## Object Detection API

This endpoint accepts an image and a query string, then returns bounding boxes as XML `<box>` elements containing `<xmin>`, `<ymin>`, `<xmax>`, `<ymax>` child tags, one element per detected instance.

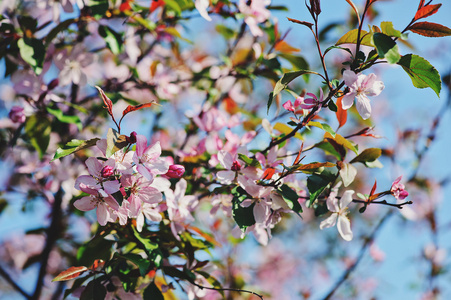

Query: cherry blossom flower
<box><xmin>195</xmin><ymin>0</ymin><xmax>212</xmax><ymax>21</ymax></box>
<box><xmin>136</xmin><ymin>202</ymin><xmax>163</xmax><ymax>232</ymax></box>
<box><xmin>341</xmin><ymin>70</ymin><xmax>384</xmax><ymax>120</ymax></box>
<box><xmin>74</xmin><ymin>183</ymin><xmax>119</xmax><ymax>226</ymax></box>
<box><xmin>216</xmin><ymin>150</ymin><xmax>242</xmax><ymax>184</ymax></box>
<box><xmin>238</xmin><ymin>0</ymin><xmax>271</xmax><ymax>37</ymax></box>
<box><xmin>164</xmin><ymin>164</ymin><xmax>185</xmax><ymax>179</ymax></box>
<box><xmin>121</xmin><ymin>174</ymin><xmax>163</xmax><ymax>218</ymax></box>
<box><xmin>320</xmin><ymin>189</ymin><xmax>354</xmax><ymax>241</ymax></box>
<box><xmin>133</xmin><ymin>135</ymin><xmax>169</xmax><ymax>181</ymax></box>
<box><xmin>166</xmin><ymin>179</ymin><xmax>198</xmax><ymax>238</ymax></box>
<box><xmin>54</xmin><ymin>44</ymin><xmax>95</xmax><ymax>86</ymax></box>
<box><xmin>9</xmin><ymin>106</ymin><xmax>26</xmax><ymax>123</ymax></box>
<box><xmin>390</xmin><ymin>176</ymin><xmax>409</xmax><ymax>200</ymax></box>
<box><xmin>75</xmin><ymin>157</ymin><xmax>121</xmax><ymax>197</ymax></box>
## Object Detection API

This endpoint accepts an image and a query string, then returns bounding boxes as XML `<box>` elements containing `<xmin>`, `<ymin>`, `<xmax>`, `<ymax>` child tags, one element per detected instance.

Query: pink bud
<box><xmin>231</xmin><ymin>160</ymin><xmax>241</xmax><ymax>171</ymax></box>
<box><xmin>126</xmin><ymin>131</ymin><xmax>137</xmax><ymax>144</ymax></box>
<box><xmin>101</xmin><ymin>165</ymin><xmax>114</xmax><ymax>178</ymax></box>
<box><xmin>9</xmin><ymin>106</ymin><xmax>26</xmax><ymax>123</ymax></box>
<box><xmin>165</xmin><ymin>164</ymin><xmax>185</xmax><ymax>179</ymax></box>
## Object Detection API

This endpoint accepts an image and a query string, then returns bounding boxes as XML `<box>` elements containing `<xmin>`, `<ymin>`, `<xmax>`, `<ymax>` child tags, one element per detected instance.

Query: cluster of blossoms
<box><xmin>74</xmin><ymin>133</ymin><xmax>190</xmax><ymax>235</ymax></box>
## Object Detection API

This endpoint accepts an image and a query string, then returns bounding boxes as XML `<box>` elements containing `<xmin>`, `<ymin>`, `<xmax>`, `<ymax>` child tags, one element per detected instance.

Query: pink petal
<box><xmin>340</xmin><ymin>190</ymin><xmax>355</xmax><ymax>209</ymax></box>
<box><xmin>337</xmin><ymin>216</ymin><xmax>353</xmax><ymax>241</ymax></box>
<box><xmin>96</xmin><ymin>203</ymin><xmax>110</xmax><ymax>226</ymax></box>
<box><xmin>343</xmin><ymin>70</ymin><xmax>358</xmax><ymax>86</ymax></box>
<box><xmin>253</xmin><ymin>202</ymin><xmax>268</xmax><ymax>223</ymax></box>
<box><xmin>341</xmin><ymin>93</ymin><xmax>356</xmax><ymax>110</ymax></box>
<box><xmin>74</xmin><ymin>196</ymin><xmax>96</xmax><ymax>211</ymax></box>
<box><xmin>356</xmin><ymin>94</ymin><xmax>372</xmax><ymax>120</ymax></box>
<box><xmin>217</xmin><ymin>170</ymin><xmax>235</xmax><ymax>184</ymax></box>
<box><xmin>218</xmin><ymin>150</ymin><xmax>234</xmax><ymax>169</ymax></box>
<box><xmin>320</xmin><ymin>213</ymin><xmax>337</xmax><ymax>230</ymax></box>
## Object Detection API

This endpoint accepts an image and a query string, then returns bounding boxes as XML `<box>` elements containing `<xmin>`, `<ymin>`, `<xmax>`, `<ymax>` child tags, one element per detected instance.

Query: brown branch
<box><xmin>321</xmin><ymin>211</ymin><xmax>393</xmax><ymax>300</ymax></box>
<box><xmin>192</xmin><ymin>282</ymin><xmax>264</xmax><ymax>300</ymax></box>
<box><xmin>31</xmin><ymin>188</ymin><xmax>63</xmax><ymax>300</ymax></box>
<box><xmin>352</xmin><ymin>199</ymin><xmax>413</xmax><ymax>209</ymax></box>
<box><xmin>0</xmin><ymin>264</ymin><xmax>31</xmax><ymax>299</ymax></box>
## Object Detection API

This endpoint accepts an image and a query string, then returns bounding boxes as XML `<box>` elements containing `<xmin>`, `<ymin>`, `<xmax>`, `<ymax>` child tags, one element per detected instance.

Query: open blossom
<box><xmin>216</xmin><ymin>150</ymin><xmax>242</xmax><ymax>184</ymax></box>
<box><xmin>133</xmin><ymin>135</ymin><xmax>169</xmax><ymax>181</ymax></box>
<box><xmin>54</xmin><ymin>44</ymin><xmax>95</xmax><ymax>86</ymax></box>
<box><xmin>320</xmin><ymin>189</ymin><xmax>354</xmax><ymax>241</ymax></box>
<box><xmin>341</xmin><ymin>70</ymin><xmax>384</xmax><ymax>120</ymax></box>
<box><xmin>238</xmin><ymin>0</ymin><xmax>271</xmax><ymax>37</ymax></box>
<box><xmin>390</xmin><ymin>176</ymin><xmax>409</xmax><ymax>200</ymax></box>
<box><xmin>74</xmin><ymin>183</ymin><xmax>119</xmax><ymax>226</ymax></box>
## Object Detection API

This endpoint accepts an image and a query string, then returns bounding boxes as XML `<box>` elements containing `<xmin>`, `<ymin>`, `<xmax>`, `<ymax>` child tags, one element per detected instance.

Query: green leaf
<box><xmin>18</xmin><ymin>37</ymin><xmax>45</xmax><ymax>74</ymax></box>
<box><xmin>86</xmin><ymin>0</ymin><xmax>109</xmax><ymax>18</ymax></box>
<box><xmin>279</xmin><ymin>54</ymin><xmax>309</xmax><ymax>72</ymax></box>
<box><xmin>397</xmin><ymin>54</ymin><xmax>441</xmax><ymax>97</ymax></box>
<box><xmin>52</xmin><ymin>138</ymin><xmax>100</xmax><ymax>161</ymax></box>
<box><xmin>350</xmin><ymin>148</ymin><xmax>382</xmax><ymax>164</ymax></box>
<box><xmin>380</xmin><ymin>21</ymin><xmax>407</xmax><ymax>39</ymax></box>
<box><xmin>25</xmin><ymin>114</ymin><xmax>51</xmax><ymax>159</ymax></box>
<box><xmin>98</xmin><ymin>25</ymin><xmax>123</xmax><ymax>55</ymax></box>
<box><xmin>115</xmin><ymin>253</ymin><xmax>150</xmax><ymax>277</ymax></box>
<box><xmin>307</xmin><ymin>121</ymin><xmax>336</xmax><ymax>137</ymax></box>
<box><xmin>45</xmin><ymin>18</ymin><xmax>76</xmax><ymax>46</ymax></box>
<box><xmin>336</xmin><ymin>29</ymin><xmax>374</xmax><ymax>46</ymax></box>
<box><xmin>307</xmin><ymin>171</ymin><xmax>336</xmax><ymax>206</ymax></box>
<box><xmin>80</xmin><ymin>279</ymin><xmax>107</xmax><ymax>300</ymax></box>
<box><xmin>279</xmin><ymin>184</ymin><xmax>303</xmax><ymax>213</ymax></box>
<box><xmin>143</xmin><ymin>282</ymin><xmax>164</xmax><ymax>300</ymax></box>
<box><xmin>164</xmin><ymin>0</ymin><xmax>182</xmax><ymax>15</ymax></box>
<box><xmin>231</xmin><ymin>187</ymin><xmax>255</xmax><ymax>232</ymax></box>
<box><xmin>215</xmin><ymin>24</ymin><xmax>236</xmax><ymax>39</ymax></box>
<box><xmin>77</xmin><ymin>238</ymin><xmax>114</xmax><ymax>268</ymax></box>
<box><xmin>46</xmin><ymin>107</ymin><xmax>82</xmax><ymax>131</ymax></box>
<box><xmin>196</xmin><ymin>271</ymin><xmax>224</xmax><ymax>297</ymax></box>
<box><xmin>372</xmin><ymin>32</ymin><xmax>400</xmax><ymax>64</ymax></box>
<box><xmin>237</xmin><ymin>153</ymin><xmax>261</xmax><ymax>168</ymax></box>
<box><xmin>106</xmin><ymin>128</ymin><xmax>128</xmax><ymax>157</ymax></box>
<box><xmin>268</xmin><ymin>70</ymin><xmax>319</xmax><ymax>112</ymax></box>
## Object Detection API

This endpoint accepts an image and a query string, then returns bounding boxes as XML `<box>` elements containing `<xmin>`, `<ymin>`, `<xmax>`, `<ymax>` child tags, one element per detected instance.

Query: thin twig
<box><xmin>192</xmin><ymin>282</ymin><xmax>264</xmax><ymax>300</ymax></box>
<box><xmin>0</xmin><ymin>264</ymin><xmax>31</xmax><ymax>299</ymax></box>
<box><xmin>321</xmin><ymin>211</ymin><xmax>393</xmax><ymax>300</ymax></box>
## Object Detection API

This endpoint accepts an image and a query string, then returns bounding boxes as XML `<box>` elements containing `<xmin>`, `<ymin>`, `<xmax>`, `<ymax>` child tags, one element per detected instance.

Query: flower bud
<box><xmin>101</xmin><ymin>165</ymin><xmax>114</xmax><ymax>178</ymax></box>
<box><xmin>126</xmin><ymin>131</ymin><xmax>137</xmax><ymax>144</ymax></box>
<box><xmin>9</xmin><ymin>106</ymin><xmax>26</xmax><ymax>123</ymax></box>
<box><xmin>231</xmin><ymin>160</ymin><xmax>241</xmax><ymax>171</ymax></box>
<box><xmin>165</xmin><ymin>164</ymin><xmax>185</xmax><ymax>179</ymax></box>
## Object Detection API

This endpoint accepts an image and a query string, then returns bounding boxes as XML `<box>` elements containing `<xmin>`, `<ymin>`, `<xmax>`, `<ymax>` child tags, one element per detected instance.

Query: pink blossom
<box><xmin>342</xmin><ymin>70</ymin><xmax>384</xmax><ymax>120</ymax></box>
<box><xmin>9</xmin><ymin>106</ymin><xmax>26</xmax><ymax>123</ymax></box>
<box><xmin>121</xmin><ymin>174</ymin><xmax>163</xmax><ymax>218</ymax></box>
<box><xmin>74</xmin><ymin>183</ymin><xmax>119</xmax><ymax>226</ymax></box>
<box><xmin>54</xmin><ymin>44</ymin><xmax>95</xmax><ymax>86</ymax></box>
<box><xmin>75</xmin><ymin>157</ymin><xmax>120</xmax><ymax>197</ymax></box>
<box><xmin>165</xmin><ymin>164</ymin><xmax>185</xmax><ymax>179</ymax></box>
<box><xmin>238</xmin><ymin>0</ymin><xmax>271</xmax><ymax>37</ymax></box>
<box><xmin>320</xmin><ymin>189</ymin><xmax>354</xmax><ymax>241</ymax></box>
<box><xmin>133</xmin><ymin>135</ymin><xmax>169</xmax><ymax>181</ymax></box>
<box><xmin>193</xmin><ymin>106</ymin><xmax>228</xmax><ymax>132</ymax></box>
<box><xmin>216</xmin><ymin>150</ymin><xmax>242</xmax><ymax>184</ymax></box>
<box><xmin>165</xmin><ymin>179</ymin><xmax>198</xmax><ymax>238</ymax></box>
<box><xmin>390</xmin><ymin>176</ymin><xmax>409</xmax><ymax>200</ymax></box>
<box><xmin>136</xmin><ymin>202</ymin><xmax>163</xmax><ymax>232</ymax></box>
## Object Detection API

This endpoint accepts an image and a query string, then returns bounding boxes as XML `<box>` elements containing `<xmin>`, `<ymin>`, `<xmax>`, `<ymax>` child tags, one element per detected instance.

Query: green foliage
<box><xmin>143</xmin><ymin>282</ymin><xmax>164</xmax><ymax>300</ymax></box>
<box><xmin>52</xmin><ymin>138</ymin><xmax>100</xmax><ymax>161</ymax></box>
<box><xmin>98</xmin><ymin>25</ymin><xmax>123</xmax><ymax>55</ymax></box>
<box><xmin>350</xmin><ymin>148</ymin><xmax>382</xmax><ymax>165</ymax></box>
<box><xmin>279</xmin><ymin>184</ymin><xmax>303</xmax><ymax>213</ymax></box>
<box><xmin>307</xmin><ymin>170</ymin><xmax>336</xmax><ymax>206</ymax></box>
<box><xmin>17</xmin><ymin>37</ymin><xmax>45</xmax><ymax>74</ymax></box>
<box><xmin>232</xmin><ymin>187</ymin><xmax>256</xmax><ymax>232</ymax></box>
<box><xmin>25</xmin><ymin>114</ymin><xmax>51</xmax><ymax>159</ymax></box>
<box><xmin>397</xmin><ymin>54</ymin><xmax>441</xmax><ymax>96</ymax></box>
<box><xmin>46</xmin><ymin>107</ymin><xmax>83</xmax><ymax>131</ymax></box>
<box><xmin>77</xmin><ymin>234</ymin><xmax>115</xmax><ymax>267</ymax></box>
<box><xmin>80</xmin><ymin>279</ymin><xmax>107</xmax><ymax>300</ymax></box>
<box><xmin>372</xmin><ymin>32</ymin><xmax>400</xmax><ymax>64</ymax></box>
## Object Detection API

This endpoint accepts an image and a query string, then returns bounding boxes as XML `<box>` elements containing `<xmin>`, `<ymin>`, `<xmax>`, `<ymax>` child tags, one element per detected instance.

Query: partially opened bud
<box><xmin>165</xmin><ymin>164</ymin><xmax>185</xmax><ymax>179</ymax></box>
<box><xmin>9</xmin><ymin>106</ymin><xmax>26</xmax><ymax>123</ymax></box>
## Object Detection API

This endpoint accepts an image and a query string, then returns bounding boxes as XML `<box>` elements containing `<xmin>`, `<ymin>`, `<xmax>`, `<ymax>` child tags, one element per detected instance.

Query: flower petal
<box><xmin>337</xmin><ymin>215</ymin><xmax>353</xmax><ymax>241</ymax></box>
<box><xmin>356</xmin><ymin>94</ymin><xmax>371</xmax><ymax>120</ymax></box>
<box><xmin>341</xmin><ymin>93</ymin><xmax>356</xmax><ymax>110</ymax></box>
<box><xmin>320</xmin><ymin>213</ymin><xmax>337</xmax><ymax>230</ymax></box>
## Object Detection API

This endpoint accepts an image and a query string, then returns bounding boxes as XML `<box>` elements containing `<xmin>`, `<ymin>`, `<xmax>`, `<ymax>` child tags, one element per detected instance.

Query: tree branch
<box><xmin>321</xmin><ymin>211</ymin><xmax>393</xmax><ymax>300</ymax></box>
<box><xmin>0</xmin><ymin>264</ymin><xmax>31</xmax><ymax>299</ymax></box>
<box><xmin>192</xmin><ymin>282</ymin><xmax>264</xmax><ymax>300</ymax></box>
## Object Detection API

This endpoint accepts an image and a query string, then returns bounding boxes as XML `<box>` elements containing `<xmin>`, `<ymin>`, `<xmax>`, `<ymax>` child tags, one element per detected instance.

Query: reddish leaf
<box><xmin>150</xmin><ymin>0</ymin><xmax>165</xmax><ymax>12</ymax></box>
<box><xmin>296</xmin><ymin>162</ymin><xmax>336</xmax><ymax>171</ymax></box>
<box><xmin>52</xmin><ymin>266</ymin><xmax>88</xmax><ymax>282</ymax></box>
<box><xmin>418</xmin><ymin>0</ymin><xmax>425</xmax><ymax>10</ymax></box>
<box><xmin>95</xmin><ymin>86</ymin><xmax>115</xmax><ymax>121</ymax></box>
<box><xmin>287</xmin><ymin>17</ymin><xmax>313</xmax><ymax>29</ymax></box>
<box><xmin>414</xmin><ymin>4</ymin><xmax>441</xmax><ymax>21</ymax></box>
<box><xmin>409</xmin><ymin>22</ymin><xmax>451</xmax><ymax>37</ymax></box>
<box><xmin>90</xmin><ymin>259</ymin><xmax>105</xmax><ymax>271</ymax></box>
<box><xmin>274</xmin><ymin>40</ymin><xmax>300</xmax><ymax>54</ymax></box>
<box><xmin>370</xmin><ymin>179</ymin><xmax>377</xmax><ymax>196</ymax></box>
<box><xmin>122</xmin><ymin>102</ymin><xmax>155</xmax><ymax>117</ymax></box>
<box><xmin>335</xmin><ymin>96</ymin><xmax>347</xmax><ymax>129</ymax></box>
<box><xmin>262</xmin><ymin>168</ymin><xmax>276</xmax><ymax>180</ymax></box>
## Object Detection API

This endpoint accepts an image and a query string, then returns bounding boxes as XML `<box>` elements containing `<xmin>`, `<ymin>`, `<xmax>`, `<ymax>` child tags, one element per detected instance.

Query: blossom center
<box><xmin>231</xmin><ymin>160</ymin><xmax>241</xmax><ymax>171</ymax></box>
